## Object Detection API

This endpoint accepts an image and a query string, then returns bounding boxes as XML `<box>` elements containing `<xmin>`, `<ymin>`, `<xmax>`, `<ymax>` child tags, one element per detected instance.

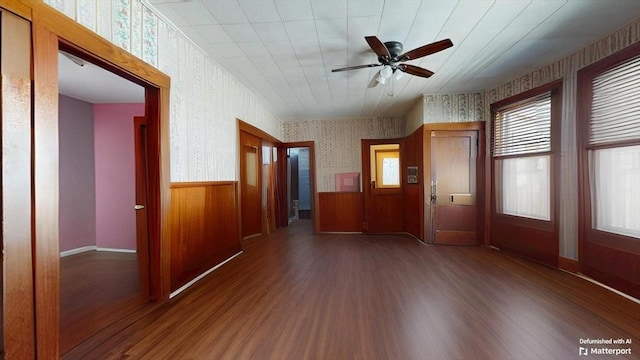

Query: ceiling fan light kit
<box><xmin>376</xmin><ymin>65</ymin><xmax>393</xmax><ymax>84</ymax></box>
<box><xmin>332</xmin><ymin>35</ymin><xmax>453</xmax><ymax>95</ymax></box>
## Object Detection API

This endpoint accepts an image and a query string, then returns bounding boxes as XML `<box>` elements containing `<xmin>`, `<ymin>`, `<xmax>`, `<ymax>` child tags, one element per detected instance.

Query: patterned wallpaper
<box><xmin>283</xmin><ymin>117</ymin><xmax>405</xmax><ymax>192</ymax></box>
<box><xmin>423</xmin><ymin>92</ymin><xmax>485</xmax><ymax>124</ymax></box>
<box><xmin>485</xmin><ymin>17</ymin><xmax>640</xmax><ymax>260</ymax></box>
<box><xmin>45</xmin><ymin>0</ymin><xmax>282</xmax><ymax>182</ymax></box>
<box><xmin>405</xmin><ymin>92</ymin><xmax>485</xmax><ymax>136</ymax></box>
<box><xmin>405</xmin><ymin>97</ymin><xmax>424</xmax><ymax>136</ymax></box>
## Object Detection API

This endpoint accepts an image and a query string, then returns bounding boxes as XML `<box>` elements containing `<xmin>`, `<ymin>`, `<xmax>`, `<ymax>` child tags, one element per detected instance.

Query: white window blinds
<box><xmin>493</xmin><ymin>93</ymin><xmax>551</xmax><ymax>157</ymax></box>
<box><xmin>590</xmin><ymin>55</ymin><xmax>640</xmax><ymax>146</ymax></box>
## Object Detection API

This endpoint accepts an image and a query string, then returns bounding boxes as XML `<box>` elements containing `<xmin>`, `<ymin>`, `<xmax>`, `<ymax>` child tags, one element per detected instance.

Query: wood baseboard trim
<box><xmin>558</xmin><ymin>256</ymin><xmax>579</xmax><ymax>273</ymax></box>
<box><xmin>571</xmin><ymin>272</ymin><xmax>640</xmax><ymax>305</ymax></box>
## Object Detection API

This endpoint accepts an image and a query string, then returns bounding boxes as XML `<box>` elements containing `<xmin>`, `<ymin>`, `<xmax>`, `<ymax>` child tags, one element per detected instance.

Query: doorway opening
<box><xmin>57</xmin><ymin>47</ymin><xmax>151</xmax><ymax>353</ymax></box>
<box><xmin>286</xmin><ymin>147</ymin><xmax>312</xmax><ymax>224</ymax></box>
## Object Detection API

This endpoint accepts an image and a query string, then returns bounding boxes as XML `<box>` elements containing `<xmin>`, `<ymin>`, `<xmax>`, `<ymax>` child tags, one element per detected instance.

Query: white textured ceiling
<box><xmin>101</xmin><ymin>0</ymin><xmax>639</xmax><ymax>121</ymax></box>
<box><xmin>146</xmin><ymin>0</ymin><xmax>640</xmax><ymax>121</ymax></box>
<box><xmin>58</xmin><ymin>52</ymin><xmax>145</xmax><ymax>104</ymax></box>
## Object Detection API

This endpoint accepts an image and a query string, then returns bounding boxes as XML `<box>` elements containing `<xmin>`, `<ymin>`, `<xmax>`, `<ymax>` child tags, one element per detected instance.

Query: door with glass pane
<box><xmin>362</xmin><ymin>140</ymin><xmax>404</xmax><ymax>233</ymax></box>
<box><xmin>428</xmin><ymin>130</ymin><xmax>478</xmax><ymax>245</ymax></box>
<box><xmin>240</xmin><ymin>131</ymin><xmax>262</xmax><ymax>238</ymax></box>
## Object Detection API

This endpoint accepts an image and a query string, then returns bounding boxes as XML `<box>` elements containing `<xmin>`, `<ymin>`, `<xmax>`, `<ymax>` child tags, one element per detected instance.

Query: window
<box><xmin>492</xmin><ymin>90</ymin><xmax>556</xmax><ymax>221</ymax></box>
<box><xmin>500</xmin><ymin>155</ymin><xmax>550</xmax><ymax>220</ymax></box>
<box><xmin>577</xmin><ymin>41</ymin><xmax>640</xmax><ymax>299</ymax></box>
<box><xmin>584</xmin><ymin>53</ymin><xmax>640</xmax><ymax>239</ymax></box>
<box><xmin>591</xmin><ymin>146</ymin><xmax>640</xmax><ymax>238</ymax></box>
<box><xmin>377</xmin><ymin>151</ymin><xmax>400</xmax><ymax>187</ymax></box>
<box><xmin>370</xmin><ymin>144</ymin><xmax>400</xmax><ymax>189</ymax></box>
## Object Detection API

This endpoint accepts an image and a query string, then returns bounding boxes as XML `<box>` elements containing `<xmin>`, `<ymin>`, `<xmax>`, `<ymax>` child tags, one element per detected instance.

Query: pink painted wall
<box><xmin>59</xmin><ymin>95</ymin><xmax>96</xmax><ymax>252</ymax></box>
<box><xmin>94</xmin><ymin>103</ymin><xmax>144</xmax><ymax>250</ymax></box>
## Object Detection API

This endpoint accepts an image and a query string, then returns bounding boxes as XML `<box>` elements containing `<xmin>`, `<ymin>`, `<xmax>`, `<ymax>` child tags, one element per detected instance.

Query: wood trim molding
<box><xmin>1</xmin><ymin>9</ymin><xmax>36</xmax><ymax>359</ymax></box>
<box><xmin>238</xmin><ymin>119</ymin><xmax>281</xmax><ymax>144</ymax></box>
<box><xmin>32</xmin><ymin>20</ymin><xmax>61</xmax><ymax>358</ymax></box>
<box><xmin>559</xmin><ymin>257</ymin><xmax>580</xmax><ymax>274</ymax></box>
<box><xmin>171</xmin><ymin>181</ymin><xmax>238</xmax><ymax>188</ymax></box>
<box><xmin>0</xmin><ymin>0</ymin><xmax>31</xmax><ymax>20</ymax></box>
<box><xmin>490</xmin><ymin>79</ymin><xmax>563</xmax><ymax>111</ymax></box>
<box><xmin>30</xmin><ymin>1</ymin><xmax>169</xmax><ymax>89</ymax></box>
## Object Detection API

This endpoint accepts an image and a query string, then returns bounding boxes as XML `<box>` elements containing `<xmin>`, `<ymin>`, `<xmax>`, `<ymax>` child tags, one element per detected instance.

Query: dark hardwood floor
<box><xmin>60</xmin><ymin>251</ymin><xmax>146</xmax><ymax>354</ymax></box>
<box><xmin>65</xmin><ymin>220</ymin><xmax>639</xmax><ymax>359</ymax></box>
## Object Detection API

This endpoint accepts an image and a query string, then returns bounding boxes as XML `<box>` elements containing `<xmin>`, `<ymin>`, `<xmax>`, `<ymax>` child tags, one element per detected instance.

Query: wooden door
<box><xmin>134</xmin><ymin>116</ymin><xmax>150</xmax><ymax>296</ymax></box>
<box><xmin>240</xmin><ymin>131</ymin><xmax>262</xmax><ymax>238</ymax></box>
<box><xmin>428</xmin><ymin>130</ymin><xmax>479</xmax><ymax>245</ymax></box>
<box><xmin>362</xmin><ymin>139</ymin><xmax>404</xmax><ymax>233</ymax></box>
<box><xmin>261</xmin><ymin>141</ymin><xmax>277</xmax><ymax>235</ymax></box>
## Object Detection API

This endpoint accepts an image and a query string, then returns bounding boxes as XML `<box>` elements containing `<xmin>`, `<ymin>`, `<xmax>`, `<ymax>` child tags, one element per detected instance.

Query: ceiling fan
<box><xmin>331</xmin><ymin>36</ymin><xmax>453</xmax><ymax>88</ymax></box>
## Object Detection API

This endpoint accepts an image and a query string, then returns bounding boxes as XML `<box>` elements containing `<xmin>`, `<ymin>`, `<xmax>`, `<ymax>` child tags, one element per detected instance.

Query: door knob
<box><xmin>134</xmin><ymin>204</ymin><xmax>145</xmax><ymax>210</ymax></box>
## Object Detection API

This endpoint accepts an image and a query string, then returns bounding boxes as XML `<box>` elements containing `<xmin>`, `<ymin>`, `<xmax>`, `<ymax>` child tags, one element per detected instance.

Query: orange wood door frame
<box><xmin>278</xmin><ymin>141</ymin><xmax>318</xmax><ymax>232</ymax></box>
<box><xmin>1</xmin><ymin>9</ymin><xmax>36</xmax><ymax>359</ymax></box>
<box><xmin>33</xmin><ymin>19</ymin><xmax>62</xmax><ymax>359</ymax></box>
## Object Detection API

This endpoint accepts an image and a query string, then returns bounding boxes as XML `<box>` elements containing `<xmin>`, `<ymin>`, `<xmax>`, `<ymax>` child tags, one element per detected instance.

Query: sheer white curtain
<box><xmin>501</xmin><ymin>156</ymin><xmax>550</xmax><ymax>220</ymax></box>
<box><xmin>592</xmin><ymin>145</ymin><xmax>640</xmax><ymax>238</ymax></box>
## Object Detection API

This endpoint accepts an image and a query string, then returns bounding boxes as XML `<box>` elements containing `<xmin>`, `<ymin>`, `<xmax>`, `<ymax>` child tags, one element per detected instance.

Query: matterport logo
<box><xmin>579</xmin><ymin>338</ymin><xmax>633</xmax><ymax>356</ymax></box>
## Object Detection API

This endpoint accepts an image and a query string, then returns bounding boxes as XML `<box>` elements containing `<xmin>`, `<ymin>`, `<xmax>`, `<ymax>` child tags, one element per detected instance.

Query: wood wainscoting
<box><xmin>169</xmin><ymin>182</ymin><xmax>242</xmax><ymax>291</ymax></box>
<box><xmin>559</xmin><ymin>256</ymin><xmax>579</xmax><ymax>273</ymax></box>
<box><xmin>318</xmin><ymin>192</ymin><xmax>363</xmax><ymax>232</ymax></box>
<box><xmin>492</xmin><ymin>220</ymin><xmax>559</xmax><ymax>268</ymax></box>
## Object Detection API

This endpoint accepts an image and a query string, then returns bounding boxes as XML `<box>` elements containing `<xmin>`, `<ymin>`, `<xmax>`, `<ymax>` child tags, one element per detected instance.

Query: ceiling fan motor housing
<box><xmin>383</xmin><ymin>41</ymin><xmax>403</xmax><ymax>62</ymax></box>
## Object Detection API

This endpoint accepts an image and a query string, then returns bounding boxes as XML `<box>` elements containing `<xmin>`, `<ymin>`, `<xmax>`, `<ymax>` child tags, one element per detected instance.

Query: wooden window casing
<box><xmin>490</xmin><ymin>81</ymin><xmax>562</xmax><ymax>267</ymax></box>
<box><xmin>577</xmin><ymin>41</ymin><xmax>640</xmax><ymax>299</ymax></box>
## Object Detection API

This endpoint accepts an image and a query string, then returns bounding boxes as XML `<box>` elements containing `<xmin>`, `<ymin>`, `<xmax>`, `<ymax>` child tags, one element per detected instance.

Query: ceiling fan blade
<box><xmin>365</xmin><ymin>36</ymin><xmax>391</xmax><ymax>60</ymax></box>
<box><xmin>398</xmin><ymin>39</ymin><xmax>453</xmax><ymax>62</ymax></box>
<box><xmin>331</xmin><ymin>63</ymin><xmax>381</xmax><ymax>72</ymax></box>
<box><xmin>368</xmin><ymin>70</ymin><xmax>381</xmax><ymax>88</ymax></box>
<box><xmin>400</xmin><ymin>64</ymin><xmax>434</xmax><ymax>78</ymax></box>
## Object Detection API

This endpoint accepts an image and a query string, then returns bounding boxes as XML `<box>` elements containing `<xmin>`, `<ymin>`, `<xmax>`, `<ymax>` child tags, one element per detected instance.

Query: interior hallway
<box><xmin>65</xmin><ymin>220</ymin><xmax>640</xmax><ymax>359</ymax></box>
